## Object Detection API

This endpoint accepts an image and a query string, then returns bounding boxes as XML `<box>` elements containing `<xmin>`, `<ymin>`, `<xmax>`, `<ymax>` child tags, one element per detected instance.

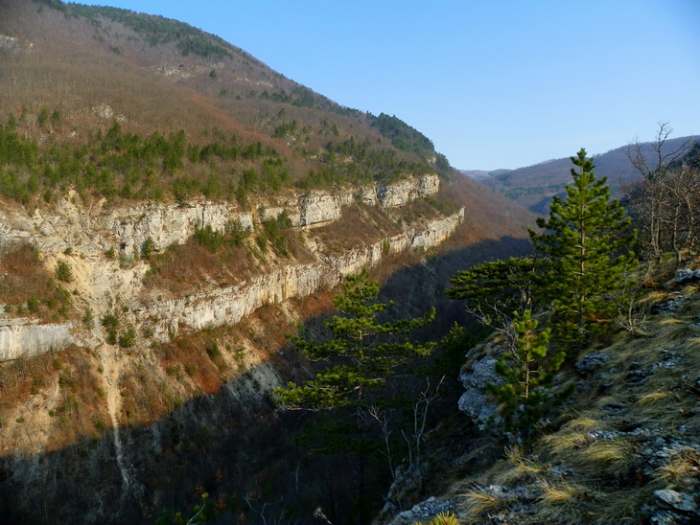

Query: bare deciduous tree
<box><xmin>626</xmin><ymin>123</ymin><xmax>697</xmax><ymax>270</ymax></box>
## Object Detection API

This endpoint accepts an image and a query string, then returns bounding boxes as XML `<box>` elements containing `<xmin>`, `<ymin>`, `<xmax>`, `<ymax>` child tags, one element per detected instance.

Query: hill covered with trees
<box><xmin>470</xmin><ymin>134</ymin><xmax>698</xmax><ymax>214</ymax></box>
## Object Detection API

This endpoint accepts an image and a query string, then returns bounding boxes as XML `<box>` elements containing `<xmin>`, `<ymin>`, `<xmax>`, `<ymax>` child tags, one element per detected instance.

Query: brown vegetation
<box><xmin>0</xmin><ymin>244</ymin><xmax>75</xmax><ymax>321</ymax></box>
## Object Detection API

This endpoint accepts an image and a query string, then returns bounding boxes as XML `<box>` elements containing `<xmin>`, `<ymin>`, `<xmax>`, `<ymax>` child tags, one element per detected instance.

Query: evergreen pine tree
<box><xmin>530</xmin><ymin>148</ymin><xmax>636</xmax><ymax>350</ymax></box>
<box><xmin>275</xmin><ymin>271</ymin><xmax>436</xmax><ymax>411</ymax></box>
<box><xmin>448</xmin><ymin>256</ymin><xmax>536</xmax><ymax>327</ymax></box>
<box><xmin>488</xmin><ymin>308</ymin><xmax>559</xmax><ymax>439</ymax></box>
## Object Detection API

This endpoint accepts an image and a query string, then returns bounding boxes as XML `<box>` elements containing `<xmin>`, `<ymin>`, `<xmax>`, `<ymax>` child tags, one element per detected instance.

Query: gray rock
<box><xmin>650</xmin><ymin>510</ymin><xmax>686</xmax><ymax>525</ymax></box>
<box><xmin>377</xmin><ymin>465</ymin><xmax>423</xmax><ymax>521</ymax></box>
<box><xmin>653</xmin><ymin>293</ymin><xmax>686</xmax><ymax>313</ymax></box>
<box><xmin>654</xmin><ymin>489</ymin><xmax>698</xmax><ymax>514</ymax></box>
<box><xmin>458</xmin><ymin>356</ymin><xmax>502</xmax><ymax>430</ymax></box>
<box><xmin>388</xmin><ymin>496</ymin><xmax>454</xmax><ymax>525</ymax></box>
<box><xmin>674</xmin><ymin>268</ymin><xmax>700</xmax><ymax>284</ymax></box>
<box><xmin>576</xmin><ymin>351</ymin><xmax>609</xmax><ymax>374</ymax></box>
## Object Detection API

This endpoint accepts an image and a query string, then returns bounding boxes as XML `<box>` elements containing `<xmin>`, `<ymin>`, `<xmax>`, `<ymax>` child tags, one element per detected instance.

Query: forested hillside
<box><xmin>472</xmin><ymin>134</ymin><xmax>698</xmax><ymax>214</ymax></box>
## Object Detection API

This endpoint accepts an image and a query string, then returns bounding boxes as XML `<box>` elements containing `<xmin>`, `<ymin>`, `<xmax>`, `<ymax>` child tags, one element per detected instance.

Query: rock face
<box><xmin>0</xmin><ymin>177</ymin><xmax>459</xmax><ymax>361</ymax></box>
<box><xmin>674</xmin><ymin>268</ymin><xmax>700</xmax><ymax>284</ymax></box>
<box><xmin>298</xmin><ymin>190</ymin><xmax>344</xmax><ymax>227</ymax></box>
<box><xmin>387</xmin><ymin>496</ymin><xmax>455</xmax><ymax>525</ymax></box>
<box><xmin>133</xmin><ymin>209</ymin><xmax>464</xmax><ymax>341</ymax></box>
<box><xmin>0</xmin><ymin>319</ymin><xmax>73</xmax><ymax>361</ymax></box>
<box><xmin>0</xmin><ymin>175</ymin><xmax>440</xmax><ymax>258</ymax></box>
<box><xmin>105</xmin><ymin>201</ymin><xmax>242</xmax><ymax>255</ymax></box>
<box><xmin>377</xmin><ymin>175</ymin><xmax>439</xmax><ymax>208</ymax></box>
<box><xmin>653</xmin><ymin>489</ymin><xmax>698</xmax><ymax>514</ymax></box>
<box><xmin>457</xmin><ymin>347</ymin><xmax>502</xmax><ymax>430</ymax></box>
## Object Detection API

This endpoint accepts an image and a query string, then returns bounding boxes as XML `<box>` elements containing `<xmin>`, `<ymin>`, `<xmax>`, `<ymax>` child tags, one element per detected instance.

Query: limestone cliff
<box><xmin>0</xmin><ymin>174</ymin><xmax>450</xmax><ymax>361</ymax></box>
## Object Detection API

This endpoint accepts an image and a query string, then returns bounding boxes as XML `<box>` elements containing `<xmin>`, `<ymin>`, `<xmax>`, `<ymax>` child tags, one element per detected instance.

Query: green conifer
<box><xmin>275</xmin><ymin>272</ymin><xmax>435</xmax><ymax>411</ymax></box>
<box><xmin>530</xmin><ymin>148</ymin><xmax>636</xmax><ymax>350</ymax></box>
<box><xmin>489</xmin><ymin>309</ymin><xmax>560</xmax><ymax>438</ymax></box>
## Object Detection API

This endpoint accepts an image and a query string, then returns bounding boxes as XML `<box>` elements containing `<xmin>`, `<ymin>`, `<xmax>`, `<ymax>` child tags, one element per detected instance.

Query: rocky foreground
<box><xmin>382</xmin><ymin>265</ymin><xmax>700</xmax><ymax>525</ymax></box>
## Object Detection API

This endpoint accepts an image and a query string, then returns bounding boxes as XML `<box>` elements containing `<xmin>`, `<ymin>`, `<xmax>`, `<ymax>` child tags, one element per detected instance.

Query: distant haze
<box><xmin>467</xmin><ymin>136</ymin><xmax>699</xmax><ymax>214</ymax></box>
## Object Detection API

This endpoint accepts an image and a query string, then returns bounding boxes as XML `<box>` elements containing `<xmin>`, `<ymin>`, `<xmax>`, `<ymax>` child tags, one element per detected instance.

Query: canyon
<box><xmin>0</xmin><ymin>174</ymin><xmax>452</xmax><ymax>359</ymax></box>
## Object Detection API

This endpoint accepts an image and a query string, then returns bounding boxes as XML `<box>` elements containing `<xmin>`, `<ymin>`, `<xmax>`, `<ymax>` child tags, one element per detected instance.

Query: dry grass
<box><xmin>572</xmin><ymin>439</ymin><xmax>637</xmax><ymax>478</ymax></box>
<box><xmin>452</xmin><ymin>286</ymin><xmax>700</xmax><ymax>525</ymax></box>
<box><xmin>414</xmin><ymin>513</ymin><xmax>460</xmax><ymax>525</ymax></box>
<box><xmin>493</xmin><ymin>446</ymin><xmax>544</xmax><ymax>484</ymax></box>
<box><xmin>143</xmin><ymin>238</ymin><xmax>259</xmax><ymax>296</ymax></box>
<box><xmin>0</xmin><ymin>244</ymin><xmax>76</xmax><ymax>321</ymax></box>
<box><xmin>655</xmin><ymin>448</ymin><xmax>700</xmax><ymax>485</ymax></box>
<box><xmin>0</xmin><ymin>345</ymin><xmax>109</xmax><ymax>454</ymax></box>
<box><xmin>463</xmin><ymin>488</ymin><xmax>510</xmax><ymax>518</ymax></box>
<box><xmin>637</xmin><ymin>390</ymin><xmax>670</xmax><ymax>406</ymax></box>
<box><xmin>311</xmin><ymin>204</ymin><xmax>402</xmax><ymax>253</ymax></box>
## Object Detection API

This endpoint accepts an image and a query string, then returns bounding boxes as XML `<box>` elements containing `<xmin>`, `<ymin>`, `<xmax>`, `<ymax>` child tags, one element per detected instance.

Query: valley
<box><xmin>0</xmin><ymin>2</ymin><xmax>698</xmax><ymax>525</ymax></box>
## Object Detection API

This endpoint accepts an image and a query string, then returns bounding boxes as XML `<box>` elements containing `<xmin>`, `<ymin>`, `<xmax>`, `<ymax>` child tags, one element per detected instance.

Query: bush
<box><xmin>194</xmin><ymin>225</ymin><xmax>226</xmax><ymax>252</ymax></box>
<box><xmin>225</xmin><ymin>219</ymin><xmax>248</xmax><ymax>247</ymax></box>
<box><xmin>82</xmin><ymin>308</ymin><xmax>94</xmax><ymax>329</ymax></box>
<box><xmin>261</xmin><ymin>211</ymin><xmax>292</xmax><ymax>256</ymax></box>
<box><xmin>106</xmin><ymin>329</ymin><xmax>118</xmax><ymax>345</ymax></box>
<box><xmin>55</xmin><ymin>261</ymin><xmax>73</xmax><ymax>283</ymax></box>
<box><xmin>205</xmin><ymin>340</ymin><xmax>221</xmax><ymax>361</ymax></box>
<box><xmin>141</xmin><ymin>237</ymin><xmax>155</xmax><ymax>258</ymax></box>
<box><xmin>118</xmin><ymin>327</ymin><xmax>136</xmax><ymax>348</ymax></box>
<box><xmin>26</xmin><ymin>297</ymin><xmax>40</xmax><ymax>314</ymax></box>
<box><xmin>37</xmin><ymin>107</ymin><xmax>49</xmax><ymax>127</ymax></box>
<box><xmin>101</xmin><ymin>313</ymin><xmax>119</xmax><ymax>330</ymax></box>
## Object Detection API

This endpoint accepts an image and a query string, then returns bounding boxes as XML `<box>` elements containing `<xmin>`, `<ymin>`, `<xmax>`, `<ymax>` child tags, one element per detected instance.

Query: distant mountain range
<box><xmin>462</xmin><ymin>136</ymin><xmax>699</xmax><ymax>214</ymax></box>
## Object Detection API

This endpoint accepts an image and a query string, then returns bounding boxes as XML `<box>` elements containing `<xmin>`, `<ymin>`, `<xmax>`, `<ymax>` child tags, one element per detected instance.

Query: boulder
<box><xmin>654</xmin><ymin>489</ymin><xmax>698</xmax><ymax>514</ymax></box>
<box><xmin>458</xmin><ymin>355</ymin><xmax>502</xmax><ymax>430</ymax></box>
<box><xmin>674</xmin><ymin>268</ymin><xmax>700</xmax><ymax>284</ymax></box>
<box><xmin>575</xmin><ymin>351</ymin><xmax>609</xmax><ymax>374</ymax></box>
<box><xmin>387</xmin><ymin>496</ymin><xmax>454</xmax><ymax>525</ymax></box>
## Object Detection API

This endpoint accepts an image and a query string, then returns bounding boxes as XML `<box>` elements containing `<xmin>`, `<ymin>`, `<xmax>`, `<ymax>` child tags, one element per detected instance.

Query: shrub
<box><xmin>26</xmin><ymin>297</ymin><xmax>40</xmax><ymax>314</ymax></box>
<box><xmin>194</xmin><ymin>225</ymin><xmax>225</xmax><ymax>252</ymax></box>
<box><xmin>101</xmin><ymin>313</ymin><xmax>119</xmax><ymax>330</ymax></box>
<box><xmin>37</xmin><ymin>107</ymin><xmax>49</xmax><ymax>127</ymax></box>
<box><xmin>141</xmin><ymin>237</ymin><xmax>155</xmax><ymax>258</ymax></box>
<box><xmin>55</xmin><ymin>261</ymin><xmax>73</xmax><ymax>283</ymax></box>
<box><xmin>381</xmin><ymin>239</ymin><xmax>391</xmax><ymax>256</ymax></box>
<box><xmin>82</xmin><ymin>308</ymin><xmax>94</xmax><ymax>328</ymax></box>
<box><xmin>205</xmin><ymin>340</ymin><xmax>221</xmax><ymax>361</ymax></box>
<box><xmin>255</xmin><ymin>233</ymin><xmax>267</xmax><ymax>252</ymax></box>
<box><xmin>118</xmin><ymin>327</ymin><xmax>136</xmax><ymax>348</ymax></box>
<box><xmin>225</xmin><ymin>219</ymin><xmax>248</xmax><ymax>247</ymax></box>
<box><xmin>261</xmin><ymin>211</ymin><xmax>292</xmax><ymax>256</ymax></box>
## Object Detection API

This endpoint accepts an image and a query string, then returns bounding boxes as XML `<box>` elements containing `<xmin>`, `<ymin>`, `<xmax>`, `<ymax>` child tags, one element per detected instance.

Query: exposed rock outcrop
<box><xmin>0</xmin><ymin>179</ymin><xmax>460</xmax><ymax>360</ymax></box>
<box><xmin>133</xmin><ymin>209</ymin><xmax>464</xmax><ymax>341</ymax></box>
<box><xmin>675</xmin><ymin>268</ymin><xmax>700</xmax><ymax>284</ymax></box>
<box><xmin>0</xmin><ymin>318</ymin><xmax>73</xmax><ymax>361</ymax></box>
<box><xmin>0</xmin><ymin>174</ymin><xmax>440</xmax><ymax>259</ymax></box>
<box><xmin>457</xmin><ymin>349</ymin><xmax>502</xmax><ymax>431</ymax></box>
<box><xmin>387</xmin><ymin>496</ymin><xmax>455</xmax><ymax>525</ymax></box>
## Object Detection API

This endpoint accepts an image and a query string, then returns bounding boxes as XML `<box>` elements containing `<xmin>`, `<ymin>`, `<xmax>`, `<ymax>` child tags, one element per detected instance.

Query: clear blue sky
<box><xmin>77</xmin><ymin>0</ymin><xmax>700</xmax><ymax>170</ymax></box>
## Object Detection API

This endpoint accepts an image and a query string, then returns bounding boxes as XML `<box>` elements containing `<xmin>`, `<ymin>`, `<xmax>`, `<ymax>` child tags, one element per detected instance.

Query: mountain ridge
<box><xmin>461</xmin><ymin>135</ymin><xmax>699</xmax><ymax>214</ymax></box>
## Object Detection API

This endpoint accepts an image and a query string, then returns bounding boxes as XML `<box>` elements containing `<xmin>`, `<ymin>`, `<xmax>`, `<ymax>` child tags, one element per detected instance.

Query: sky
<box><xmin>76</xmin><ymin>0</ymin><xmax>700</xmax><ymax>170</ymax></box>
